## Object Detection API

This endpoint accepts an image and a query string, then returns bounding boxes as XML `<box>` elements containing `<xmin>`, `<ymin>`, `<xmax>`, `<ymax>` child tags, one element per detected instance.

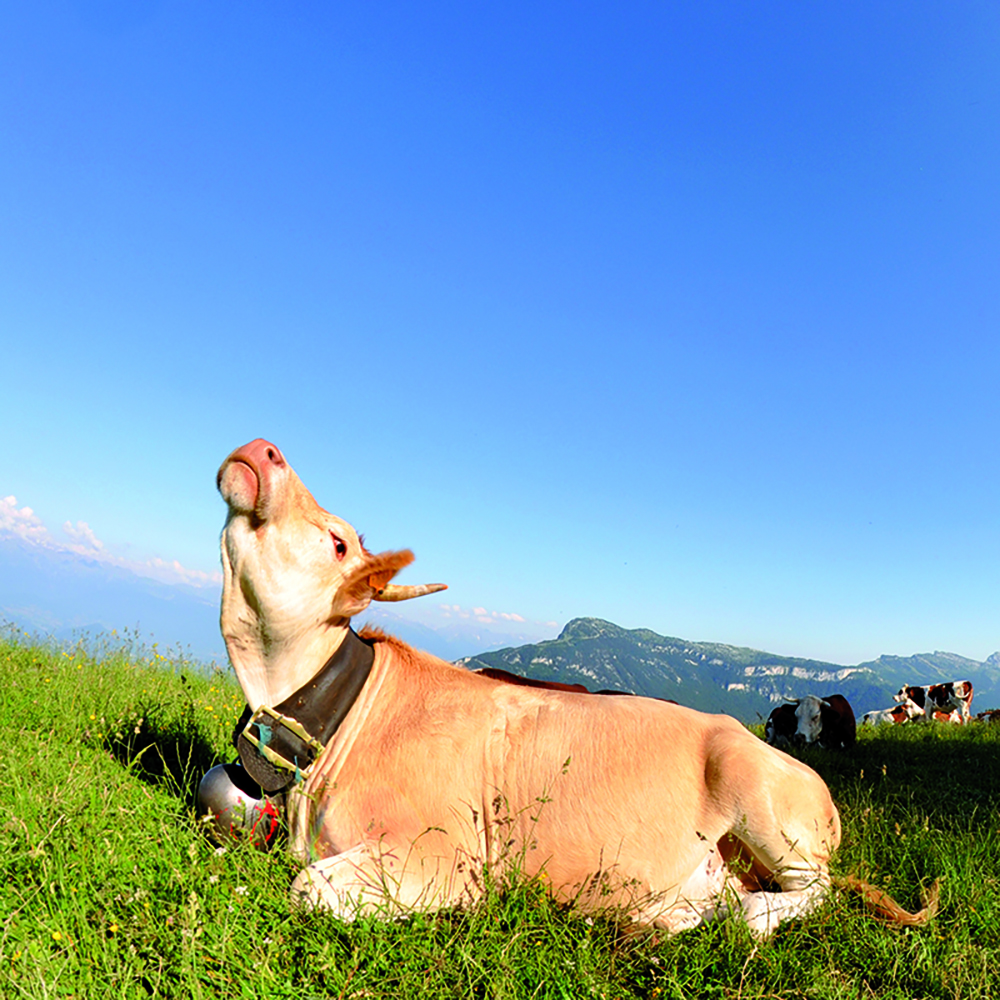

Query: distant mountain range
<box><xmin>0</xmin><ymin>534</ymin><xmax>227</xmax><ymax>662</ymax></box>
<box><xmin>460</xmin><ymin>617</ymin><xmax>1000</xmax><ymax>721</ymax></box>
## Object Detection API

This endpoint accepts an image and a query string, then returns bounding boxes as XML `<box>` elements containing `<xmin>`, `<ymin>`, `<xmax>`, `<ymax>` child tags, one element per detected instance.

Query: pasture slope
<box><xmin>2</xmin><ymin>625</ymin><xmax>999</xmax><ymax>999</ymax></box>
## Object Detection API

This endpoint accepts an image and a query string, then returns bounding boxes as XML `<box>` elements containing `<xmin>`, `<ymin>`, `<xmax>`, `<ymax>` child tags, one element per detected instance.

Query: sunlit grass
<box><xmin>1</xmin><ymin>624</ymin><xmax>998</xmax><ymax>998</ymax></box>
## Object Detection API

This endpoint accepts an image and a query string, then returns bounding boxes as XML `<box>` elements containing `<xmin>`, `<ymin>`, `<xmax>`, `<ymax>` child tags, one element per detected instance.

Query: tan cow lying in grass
<box><xmin>217</xmin><ymin>438</ymin><xmax>937</xmax><ymax>938</ymax></box>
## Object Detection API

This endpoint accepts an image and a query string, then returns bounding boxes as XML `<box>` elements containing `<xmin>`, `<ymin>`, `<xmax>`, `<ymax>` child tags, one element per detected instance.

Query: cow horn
<box><xmin>373</xmin><ymin>582</ymin><xmax>448</xmax><ymax>602</ymax></box>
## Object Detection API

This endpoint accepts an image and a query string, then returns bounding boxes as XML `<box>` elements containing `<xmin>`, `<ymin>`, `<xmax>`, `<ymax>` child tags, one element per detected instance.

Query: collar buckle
<box><xmin>240</xmin><ymin>705</ymin><xmax>325</xmax><ymax>782</ymax></box>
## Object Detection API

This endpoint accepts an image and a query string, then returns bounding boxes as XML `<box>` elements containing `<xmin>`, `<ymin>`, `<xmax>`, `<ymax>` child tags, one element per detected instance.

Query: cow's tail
<box><xmin>833</xmin><ymin>875</ymin><xmax>940</xmax><ymax>927</ymax></box>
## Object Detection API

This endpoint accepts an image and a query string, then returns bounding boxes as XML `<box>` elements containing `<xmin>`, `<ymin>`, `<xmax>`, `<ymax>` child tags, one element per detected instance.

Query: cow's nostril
<box><xmin>267</xmin><ymin>449</ymin><xmax>276</xmax><ymax>461</ymax></box>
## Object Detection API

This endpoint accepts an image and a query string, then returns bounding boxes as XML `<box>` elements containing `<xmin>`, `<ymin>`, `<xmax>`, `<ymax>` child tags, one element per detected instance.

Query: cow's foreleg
<box><xmin>290</xmin><ymin>843</ymin><xmax>475</xmax><ymax>921</ymax></box>
<box><xmin>292</xmin><ymin>846</ymin><xmax>391</xmax><ymax>920</ymax></box>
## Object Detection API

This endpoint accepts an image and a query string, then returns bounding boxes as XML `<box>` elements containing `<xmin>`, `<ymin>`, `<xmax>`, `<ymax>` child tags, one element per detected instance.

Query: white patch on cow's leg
<box><xmin>291</xmin><ymin>842</ymin><xmax>477</xmax><ymax>921</ymax></box>
<box><xmin>724</xmin><ymin>790</ymin><xmax>838</xmax><ymax>937</ymax></box>
<box><xmin>739</xmin><ymin>881</ymin><xmax>828</xmax><ymax>938</ymax></box>
<box><xmin>638</xmin><ymin>844</ymin><xmax>747</xmax><ymax>935</ymax></box>
<box><xmin>648</xmin><ymin>896</ymin><xmax>728</xmax><ymax>935</ymax></box>
<box><xmin>291</xmin><ymin>845</ymin><xmax>442</xmax><ymax>920</ymax></box>
<box><xmin>291</xmin><ymin>847</ymin><xmax>389</xmax><ymax>921</ymax></box>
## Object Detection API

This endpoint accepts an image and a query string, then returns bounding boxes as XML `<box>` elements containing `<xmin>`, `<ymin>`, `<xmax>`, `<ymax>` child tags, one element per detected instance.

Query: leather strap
<box><xmin>234</xmin><ymin>628</ymin><xmax>375</xmax><ymax>793</ymax></box>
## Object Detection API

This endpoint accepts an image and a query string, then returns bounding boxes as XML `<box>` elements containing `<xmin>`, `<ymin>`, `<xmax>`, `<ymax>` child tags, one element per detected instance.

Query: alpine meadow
<box><xmin>2</xmin><ymin>626</ymin><xmax>999</xmax><ymax>1000</ymax></box>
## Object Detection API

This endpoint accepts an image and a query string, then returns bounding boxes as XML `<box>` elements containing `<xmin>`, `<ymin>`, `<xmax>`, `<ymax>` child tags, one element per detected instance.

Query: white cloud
<box><xmin>420</xmin><ymin>602</ymin><xmax>547</xmax><ymax>632</ymax></box>
<box><xmin>0</xmin><ymin>494</ymin><xmax>221</xmax><ymax>589</ymax></box>
<box><xmin>466</xmin><ymin>607</ymin><xmax>526</xmax><ymax>623</ymax></box>
<box><xmin>0</xmin><ymin>496</ymin><xmax>50</xmax><ymax>543</ymax></box>
<box><xmin>146</xmin><ymin>557</ymin><xmax>221</xmax><ymax>588</ymax></box>
<box><xmin>63</xmin><ymin>520</ymin><xmax>104</xmax><ymax>551</ymax></box>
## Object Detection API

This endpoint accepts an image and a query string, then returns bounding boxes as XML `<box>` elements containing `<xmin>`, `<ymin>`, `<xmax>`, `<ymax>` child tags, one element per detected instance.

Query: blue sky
<box><xmin>2</xmin><ymin>1</ymin><xmax>998</xmax><ymax>664</ymax></box>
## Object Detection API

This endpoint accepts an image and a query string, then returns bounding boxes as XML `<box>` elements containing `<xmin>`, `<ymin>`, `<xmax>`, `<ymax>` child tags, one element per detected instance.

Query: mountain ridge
<box><xmin>459</xmin><ymin>617</ymin><xmax>1000</xmax><ymax>721</ymax></box>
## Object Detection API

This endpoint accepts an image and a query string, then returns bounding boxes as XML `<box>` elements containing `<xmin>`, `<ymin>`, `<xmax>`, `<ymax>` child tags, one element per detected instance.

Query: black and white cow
<box><xmin>765</xmin><ymin>694</ymin><xmax>856</xmax><ymax>750</ymax></box>
<box><xmin>894</xmin><ymin>682</ymin><xmax>973</xmax><ymax>724</ymax></box>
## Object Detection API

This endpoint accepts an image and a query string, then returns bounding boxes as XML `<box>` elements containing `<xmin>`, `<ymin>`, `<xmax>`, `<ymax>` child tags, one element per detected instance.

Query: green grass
<box><xmin>1</xmin><ymin>626</ymin><xmax>999</xmax><ymax>999</ymax></box>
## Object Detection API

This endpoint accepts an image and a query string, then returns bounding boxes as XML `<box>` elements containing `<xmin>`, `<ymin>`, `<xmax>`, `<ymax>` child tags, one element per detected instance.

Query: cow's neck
<box><xmin>235</xmin><ymin>625</ymin><xmax>375</xmax><ymax>794</ymax></box>
<box><xmin>239</xmin><ymin>621</ymin><xmax>359</xmax><ymax>710</ymax></box>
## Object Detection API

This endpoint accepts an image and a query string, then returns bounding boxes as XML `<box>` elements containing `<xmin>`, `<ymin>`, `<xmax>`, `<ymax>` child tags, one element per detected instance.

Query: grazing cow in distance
<box><xmin>976</xmin><ymin>709</ymin><xmax>1000</xmax><ymax>724</ymax></box>
<box><xmin>863</xmin><ymin>704</ymin><xmax>917</xmax><ymax>726</ymax></box>
<box><xmin>894</xmin><ymin>682</ymin><xmax>974</xmax><ymax>724</ymax></box>
<box><xmin>764</xmin><ymin>703</ymin><xmax>798</xmax><ymax>747</ymax></box>
<box><xmin>765</xmin><ymin>694</ymin><xmax>856</xmax><ymax>750</ymax></box>
<box><xmin>214</xmin><ymin>438</ymin><xmax>938</xmax><ymax>939</ymax></box>
<box><xmin>863</xmin><ymin>702</ymin><xmax>961</xmax><ymax>726</ymax></box>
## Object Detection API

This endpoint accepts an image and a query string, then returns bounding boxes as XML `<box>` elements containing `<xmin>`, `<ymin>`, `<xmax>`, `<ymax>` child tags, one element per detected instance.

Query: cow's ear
<box><xmin>333</xmin><ymin>548</ymin><xmax>448</xmax><ymax>618</ymax></box>
<box><xmin>331</xmin><ymin>548</ymin><xmax>414</xmax><ymax>618</ymax></box>
<box><xmin>364</xmin><ymin>550</ymin><xmax>447</xmax><ymax>604</ymax></box>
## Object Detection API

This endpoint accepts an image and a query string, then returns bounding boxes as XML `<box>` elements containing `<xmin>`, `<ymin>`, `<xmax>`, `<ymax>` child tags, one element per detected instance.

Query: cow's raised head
<box><xmin>217</xmin><ymin>438</ymin><xmax>446</xmax><ymax>708</ymax></box>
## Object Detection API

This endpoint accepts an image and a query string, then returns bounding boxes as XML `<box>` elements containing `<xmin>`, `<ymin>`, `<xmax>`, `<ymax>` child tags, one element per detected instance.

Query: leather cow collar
<box><xmin>234</xmin><ymin>627</ymin><xmax>375</xmax><ymax>794</ymax></box>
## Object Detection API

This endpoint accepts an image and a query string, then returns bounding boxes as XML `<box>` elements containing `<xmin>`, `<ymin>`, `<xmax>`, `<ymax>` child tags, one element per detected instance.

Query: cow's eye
<box><xmin>330</xmin><ymin>532</ymin><xmax>347</xmax><ymax>561</ymax></box>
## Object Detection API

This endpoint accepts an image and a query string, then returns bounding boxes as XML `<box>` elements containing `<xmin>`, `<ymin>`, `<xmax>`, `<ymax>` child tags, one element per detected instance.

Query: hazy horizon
<box><xmin>3</xmin><ymin>514</ymin><xmax>997</xmax><ymax>671</ymax></box>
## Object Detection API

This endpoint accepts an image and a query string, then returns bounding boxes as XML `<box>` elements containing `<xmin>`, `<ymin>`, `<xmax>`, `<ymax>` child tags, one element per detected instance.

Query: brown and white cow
<box><xmin>894</xmin><ymin>682</ymin><xmax>974</xmax><ymax>724</ymax></box>
<box><xmin>764</xmin><ymin>695</ymin><xmax>856</xmax><ymax>750</ymax></box>
<box><xmin>216</xmin><ymin>439</ymin><xmax>937</xmax><ymax>938</ymax></box>
<box><xmin>862</xmin><ymin>704</ymin><xmax>915</xmax><ymax>726</ymax></box>
<box><xmin>863</xmin><ymin>703</ymin><xmax>959</xmax><ymax>726</ymax></box>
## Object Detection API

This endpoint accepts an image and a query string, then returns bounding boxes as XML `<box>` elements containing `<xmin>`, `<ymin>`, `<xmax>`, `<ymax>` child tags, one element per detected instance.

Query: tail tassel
<box><xmin>834</xmin><ymin>875</ymin><xmax>940</xmax><ymax>927</ymax></box>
